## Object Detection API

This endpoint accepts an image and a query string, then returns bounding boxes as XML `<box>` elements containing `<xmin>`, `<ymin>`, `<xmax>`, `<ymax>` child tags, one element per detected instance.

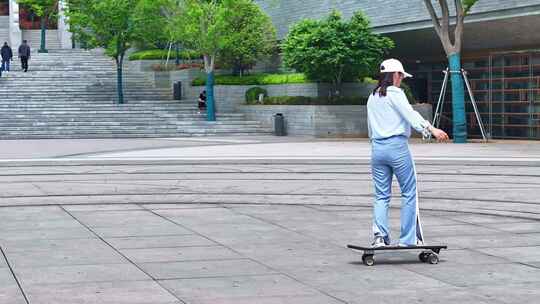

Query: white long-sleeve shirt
<box><xmin>367</xmin><ymin>86</ymin><xmax>430</xmax><ymax>139</ymax></box>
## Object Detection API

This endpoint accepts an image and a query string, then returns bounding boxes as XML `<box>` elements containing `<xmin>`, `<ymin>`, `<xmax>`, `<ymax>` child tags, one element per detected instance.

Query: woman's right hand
<box><xmin>429</xmin><ymin>126</ymin><xmax>449</xmax><ymax>142</ymax></box>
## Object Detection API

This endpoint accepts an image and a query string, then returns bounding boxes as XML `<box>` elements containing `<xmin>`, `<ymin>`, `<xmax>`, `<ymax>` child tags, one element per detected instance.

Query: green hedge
<box><xmin>129</xmin><ymin>49</ymin><xmax>202</xmax><ymax>61</ymax></box>
<box><xmin>246</xmin><ymin>96</ymin><xmax>368</xmax><ymax>106</ymax></box>
<box><xmin>192</xmin><ymin>73</ymin><xmax>308</xmax><ymax>86</ymax></box>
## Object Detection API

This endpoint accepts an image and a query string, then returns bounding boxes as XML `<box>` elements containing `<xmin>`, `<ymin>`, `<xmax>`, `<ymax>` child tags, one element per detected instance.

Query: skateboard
<box><xmin>347</xmin><ymin>244</ymin><xmax>447</xmax><ymax>266</ymax></box>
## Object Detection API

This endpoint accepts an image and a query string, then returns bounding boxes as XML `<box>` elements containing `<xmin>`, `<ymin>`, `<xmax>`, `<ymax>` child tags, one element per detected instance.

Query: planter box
<box><xmin>238</xmin><ymin>104</ymin><xmax>433</xmax><ymax>137</ymax></box>
<box><xmin>187</xmin><ymin>82</ymin><xmax>376</xmax><ymax>113</ymax></box>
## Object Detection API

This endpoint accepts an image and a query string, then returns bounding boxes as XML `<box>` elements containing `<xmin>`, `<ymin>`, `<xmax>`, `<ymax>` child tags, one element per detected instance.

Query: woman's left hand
<box><xmin>430</xmin><ymin>127</ymin><xmax>449</xmax><ymax>142</ymax></box>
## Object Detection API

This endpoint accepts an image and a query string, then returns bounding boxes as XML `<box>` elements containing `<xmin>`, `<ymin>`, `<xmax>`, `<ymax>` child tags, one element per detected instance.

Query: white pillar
<box><xmin>9</xmin><ymin>0</ymin><xmax>21</xmax><ymax>48</ymax></box>
<box><xmin>57</xmin><ymin>0</ymin><xmax>72</xmax><ymax>49</ymax></box>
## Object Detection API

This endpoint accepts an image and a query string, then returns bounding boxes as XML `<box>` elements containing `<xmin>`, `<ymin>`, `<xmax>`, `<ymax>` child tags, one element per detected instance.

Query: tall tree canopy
<box><xmin>282</xmin><ymin>10</ymin><xmax>394</xmax><ymax>96</ymax></box>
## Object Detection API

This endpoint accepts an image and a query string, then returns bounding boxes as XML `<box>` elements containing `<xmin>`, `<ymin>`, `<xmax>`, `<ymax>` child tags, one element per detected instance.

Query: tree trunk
<box><xmin>206</xmin><ymin>71</ymin><xmax>216</xmax><ymax>121</ymax></box>
<box><xmin>38</xmin><ymin>17</ymin><xmax>48</xmax><ymax>53</ymax></box>
<box><xmin>448</xmin><ymin>52</ymin><xmax>467</xmax><ymax>143</ymax></box>
<box><xmin>115</xmin><ymin>56</ymin><xmax>125</xmax><ymax>105</ymax></box>
<box><xmin>204</xmin><ymin>54</ymin><xmax>216</xmax><ymax>121</ymax></box>
<box><xmin>423</xmin><ymin>0</ymin><xmax>468</xmax><ymax>143</ymax></box>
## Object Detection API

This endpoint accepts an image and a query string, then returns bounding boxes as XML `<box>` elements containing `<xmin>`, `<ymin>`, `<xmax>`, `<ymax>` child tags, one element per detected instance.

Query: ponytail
<box><xmin>372</xmin><ymin>72</ymin><xmax>395</xmax><ymax>97</ymax></box>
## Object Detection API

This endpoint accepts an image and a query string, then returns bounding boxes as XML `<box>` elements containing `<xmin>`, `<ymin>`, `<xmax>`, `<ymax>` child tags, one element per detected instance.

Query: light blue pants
<box><xmin>371</xmin><ymin>135</ymin><xmax>424</xmax><ymax>246</ymax></box>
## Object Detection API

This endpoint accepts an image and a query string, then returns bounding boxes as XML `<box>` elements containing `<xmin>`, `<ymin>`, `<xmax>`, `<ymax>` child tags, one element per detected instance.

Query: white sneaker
<box><xmin>371</xmin><ymin>236</ymin><xmax>386</xmax><ymax>248</ymax></box>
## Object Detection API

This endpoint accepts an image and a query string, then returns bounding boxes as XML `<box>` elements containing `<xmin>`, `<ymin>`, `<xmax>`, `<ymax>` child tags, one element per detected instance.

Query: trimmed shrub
<box><xmin>151</xmin><ymin>63</ymin><xmax>203</xmax><ymax>72</ymax></box>
<box><xmin>129</xmin><ymin>49</ymin><xmax>202</xmax><ymax>61</ymax></box>
<box><xmin>245</xmin><ymin>87</ymin><xmax>268</xmax><ymax>103</ymax></box>
<box><xmin>246</xmin><ymin>96</ymin><xmax>368</xmax><ymax>106</ymax></box>
<box><xmin>192</xmin><ymin>73</ymin><xmax>308</xmax><ymax>86</ymax></box>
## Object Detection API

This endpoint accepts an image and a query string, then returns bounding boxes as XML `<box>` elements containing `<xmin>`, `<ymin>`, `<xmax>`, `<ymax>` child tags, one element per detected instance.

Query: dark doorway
<box><xmin>405</xmin><ymin>73</ymin><xmax>429</xmax><ymax>103</ymax></box>
<box><xmin>0</xmin><ymin>0</ymin><xmax>8</xmax><ymax>16</ymax></box>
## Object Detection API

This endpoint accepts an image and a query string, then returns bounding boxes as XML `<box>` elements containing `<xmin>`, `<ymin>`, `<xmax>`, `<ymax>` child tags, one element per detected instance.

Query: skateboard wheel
<box><xmin>428</xmin><ymin>253</ymin><xmax>439</xmax><ymax>264</ymax></box>
<box><xmin>362</xmin><ymin>254</ymin><xmax>375</xmax><ymax>266</ymax></box>
<box><xmin>419</xmin><ymin>252</ymin><xmax>429</xmax><ymax>263</ymax></box>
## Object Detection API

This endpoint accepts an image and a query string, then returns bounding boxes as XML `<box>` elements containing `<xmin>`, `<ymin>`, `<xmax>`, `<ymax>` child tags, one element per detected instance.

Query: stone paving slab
<box><xmin>141</xmin><ymin>259</ymin><xmax>277</xmax><ymax>280</ymax></box>
<box><xmin>330</xmin><ymin>288</ymin><xmax>495</xmax><ymax>304</ymax></box>
<box><xmin>401</xmin><ymin>263</ymin><xmax>540</xmax><ymax>288</ymax></box>
<box><xmin>0</xmin><ymin>218</ymin><xmax>83</xmax><ymax>231</ymax></box>
<box><xmin>0</xmin><ymin>268</ymin><xmax>27</xmax><ymax>304</ymax></box>
<box><xmin>6</xmin><ymin>246</ymin><xmax>127</xmax><ymax>268</ymax></box>
<box><xmin>1</xmin><ymin>237</ymin><xmax>112</xmax><ymax>253</ymax></box>
<box><xmin>14</xmin><ymin>263</ymin><xmax>149</xmax><ymax>285</ymax></box>
<box><xmin>175</xmin><ymin>294</ymin><xmax>346</xmax><ymax>304</ymax></box>
<box><xmin>63</xmin><ymin>204</ymin><xmax>145</xmax><ymax>212</ymax></box>
<box><xmin>158</xmin><ymin>274</ymin><xmax>324</xmax><ymax>302</ymax></box>
<box><xmin>105</xmin><ymin>235</ymin><xmax>216</xmax><ymax>249</ymax></box>
<box><xmin>476</xmin><ymin>246</ymin><xmax>540</xmax><ymax>264</ymax></box>
<box><xmin>120</xmin><ymin>246</ymin><xmax>242</xmax><ymax>263</ymax></box>
<box><xmin>24</xmin><ymin>280</ymin><xmax>182</xmax><ymax>304</ymax></box>
<box><xmin>483</xmin><ymin>222</ymin><xmax>540</xmax><ymax>234</ymax></box>
<box><xmin>0</xmin><ymin>226</ymin><xmax>96</xmax><ymax>242</ymax></box>
<box><xmin>430</xmin><ymin>233</ymin><xmax>540</xmax><ymax>250</ymax></box>
<box><xmin>91</xmin><ymin>223</ymin><xmax>194</xmax><ymax>238</ymax></box>
<box><xmin>70</xmin><ymin>210</ymin><xmax>172</xmax><ymax>228</ymax></box>
<box><xmin>472</xmin><ymin>283</ymin><xmax>540</xmax><ymax>304</ymax></box>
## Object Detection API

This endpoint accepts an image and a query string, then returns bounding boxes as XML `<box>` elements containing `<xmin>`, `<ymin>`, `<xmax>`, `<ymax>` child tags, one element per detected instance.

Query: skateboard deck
<box><xmin>347</xmin><ymin>244</ymin><xmax>447</xmax><ymax>266</ymax></box>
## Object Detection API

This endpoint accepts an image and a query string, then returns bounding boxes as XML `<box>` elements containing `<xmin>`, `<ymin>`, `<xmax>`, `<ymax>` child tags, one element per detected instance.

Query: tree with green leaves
<box><xmin>167</xmin><ymin>0</ymin><xmax>234</xmax><ymax>121</ymax></box>
<box><xmin>65</xmin><ymin>0</ymin><xmax>168</xmax><ymax>104</ymax></box>
<box><xmin>132</xmin><ymin>0</ymin><xmax>173</xmax><ymax>49</ymax></box>
<box><xmin>219</xmin><ymin>0</ymin><xmax>276</xmax><ymax>76</ymax></box>
<box><xmin>281</xmin><ymin>10</ymin><xmax>394</xmax><ymax>97</ymax></box>
<box><xmin>17</xmin><ymin>0</ymin><xmax>57</xmax><ymax>53</ymax></box>
<box><xmin>423</xmin><ymin>0</ymin><xmax>479</xmax><ymax>143</ymax></box>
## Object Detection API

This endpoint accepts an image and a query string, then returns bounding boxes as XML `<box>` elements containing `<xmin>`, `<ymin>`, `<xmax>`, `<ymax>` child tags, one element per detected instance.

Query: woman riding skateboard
<box><xmin>367</xmin><ymin>59</ymin><xmax>449</xmax><ymax>248</ymax></box>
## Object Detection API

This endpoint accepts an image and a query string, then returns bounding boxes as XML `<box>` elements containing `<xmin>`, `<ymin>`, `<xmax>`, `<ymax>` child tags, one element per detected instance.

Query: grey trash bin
<box><xmin>173</xmin><ymin>81</ymin><xmax>182</xmax><ymax>100</ymax></box>
<box><xmin>274</xmin><ymin>113</ymin><xmax>286</xmax><ymax>136</ymax></box>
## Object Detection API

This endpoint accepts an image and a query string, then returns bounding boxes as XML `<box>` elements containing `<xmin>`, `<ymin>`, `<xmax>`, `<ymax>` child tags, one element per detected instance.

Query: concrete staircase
<box><xmin>0</xmin><ymin>16</ymin><xmax>9</xmax><ymax>45</ymax></box>
<box><xmin>0</xmin><ymin>49</ymin><xmax>271</xmax><ymax>139</ymax></box>
<box><xmin>22</xmin><ymin>30</ymin><xmax>61</xmax><ymax>50</ymax></box>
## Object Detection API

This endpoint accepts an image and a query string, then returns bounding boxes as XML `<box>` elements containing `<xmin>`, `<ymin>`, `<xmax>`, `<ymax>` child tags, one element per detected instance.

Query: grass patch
<box><xmin>129</xmin><ymin>49</ymin><xmax>201</xmax><ymax>61</ymax></box>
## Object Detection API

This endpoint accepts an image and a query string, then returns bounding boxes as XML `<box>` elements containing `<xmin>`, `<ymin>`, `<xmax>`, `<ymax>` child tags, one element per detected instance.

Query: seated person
<box><xmin>198</xmin><ymin>90</ymin><xmax>207</xmax><ymax>114</ymax></box>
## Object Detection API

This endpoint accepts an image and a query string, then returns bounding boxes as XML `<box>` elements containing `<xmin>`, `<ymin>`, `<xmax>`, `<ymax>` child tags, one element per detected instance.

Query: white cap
<box><xmin>380</xmin><ymin>58</ymin><xmax>413</xmax><ymax>78</ymax></box>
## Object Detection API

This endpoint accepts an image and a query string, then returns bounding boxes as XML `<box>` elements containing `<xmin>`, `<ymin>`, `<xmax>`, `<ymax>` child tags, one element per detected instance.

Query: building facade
<box><xmin>0</xmin><ymin>0</ymin><xmax>71</xmax><ymax>50</ymax></box>
<box><xmin>257</xmin><ymin>0</ymin><xmax>540</xmax><ymax>139</ymax></box>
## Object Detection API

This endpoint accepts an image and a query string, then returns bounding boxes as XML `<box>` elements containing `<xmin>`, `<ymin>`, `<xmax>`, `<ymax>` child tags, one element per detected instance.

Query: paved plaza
<box><xmin>0</xmin><ymin>137</ymin><xmax>539</xmax><ymax>304</ymax></box>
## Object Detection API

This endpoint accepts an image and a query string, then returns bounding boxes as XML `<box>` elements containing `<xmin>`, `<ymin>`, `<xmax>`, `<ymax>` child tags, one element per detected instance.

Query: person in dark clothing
<box><xmin>198</xmin><ymin>90</ymin><xmax>207</xmax><ymax>114</ymax></box>
<box><xmin>18</xmin><ymin>40</ymin><xmax>31</xmax><ymax>72</ymax></box>
<box><xmin>1</xmin><ymin>42</ymin><xmax>13</xmax><ymax>73</ymax></box>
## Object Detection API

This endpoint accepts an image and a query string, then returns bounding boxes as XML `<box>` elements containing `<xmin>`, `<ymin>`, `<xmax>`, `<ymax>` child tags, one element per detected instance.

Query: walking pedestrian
<box><xmin>18</xmin><ymin>40</ymin><xmax>31</xmax><ymax>72</ymax></box>
<box><xmin>367</xmin><ymin>58</ymin><xmax>449</xmax><ymax>248</ymax></box>
<box><xmin>1</xmin><ymin>42</ymin><xmax>13</xmax><ymax>73</ymax></box>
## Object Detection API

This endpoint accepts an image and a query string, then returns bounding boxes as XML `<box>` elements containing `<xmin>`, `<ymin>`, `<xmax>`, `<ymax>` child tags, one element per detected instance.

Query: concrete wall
<box><xmin>238</xmin><ymin>104</ymin><xmax>432</xmax><ymax>137</ymax></box>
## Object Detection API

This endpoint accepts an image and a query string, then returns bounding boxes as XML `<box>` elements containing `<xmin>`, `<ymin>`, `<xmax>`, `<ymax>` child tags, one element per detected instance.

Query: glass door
<box><xmin>532</xmin><ymin>53</ymin><xmax>540</xmax><ymax>139</ymax></box>
<box><xmin>490</xmin><ymin>52</ymin><xmax>533</xmax><ymax>139</ymax></box>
